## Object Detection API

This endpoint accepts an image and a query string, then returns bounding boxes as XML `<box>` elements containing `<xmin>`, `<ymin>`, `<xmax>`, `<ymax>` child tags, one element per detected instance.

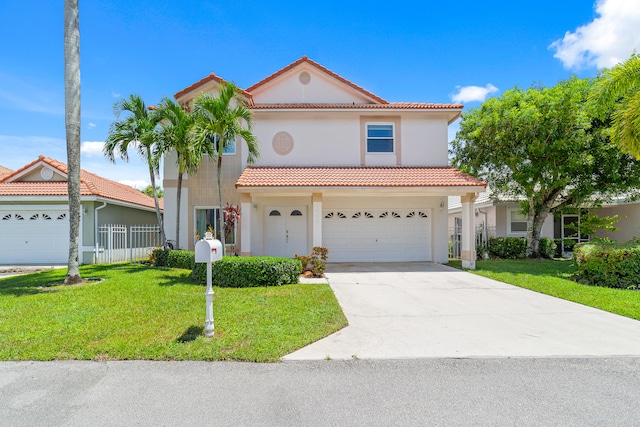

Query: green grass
<box><xmin>0</xmin><ymin>264</ymin><xmax>347</xmax><ymax>362</ymax></box>
<box><xmin>448</xmin><ymin>259</ymin><xmax>640</xmax><ymax>321</ymax></box>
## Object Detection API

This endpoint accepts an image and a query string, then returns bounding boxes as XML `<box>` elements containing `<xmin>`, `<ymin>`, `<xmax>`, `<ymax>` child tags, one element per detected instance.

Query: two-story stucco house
<box><xmin>163</xmin><ymin>56</ymin><xmax>485</xmax><ymax>268</ymax></box>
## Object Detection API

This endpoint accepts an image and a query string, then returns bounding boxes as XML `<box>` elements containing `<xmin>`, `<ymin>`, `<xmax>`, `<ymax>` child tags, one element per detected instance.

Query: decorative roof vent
<box><xmin>40</xmin><ymin>167</ymin><xmax>54</xmax><ymax>181</ymax></box>
<box><xmin>299</xmin><ymin>71</ymin><xmax>311</xmax><ymax>85</ymax></box>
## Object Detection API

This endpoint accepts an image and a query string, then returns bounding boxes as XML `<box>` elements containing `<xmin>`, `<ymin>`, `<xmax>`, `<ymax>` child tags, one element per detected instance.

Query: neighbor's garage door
<box><xmin>0</xmin><ymin>208</ymin><xmax>69</xmax><ymax>264</ymax></box>
<box><xmin>323</xmin><ymin>208</ymin><xmax>431</xmax><ymax>262</ymax></box>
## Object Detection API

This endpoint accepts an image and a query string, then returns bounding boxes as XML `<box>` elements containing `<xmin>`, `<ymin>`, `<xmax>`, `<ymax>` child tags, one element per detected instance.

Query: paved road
<box><xmin>2</xmin><ymin>358</ymin><xmax>639</xmax><ymax>426</ymax></box>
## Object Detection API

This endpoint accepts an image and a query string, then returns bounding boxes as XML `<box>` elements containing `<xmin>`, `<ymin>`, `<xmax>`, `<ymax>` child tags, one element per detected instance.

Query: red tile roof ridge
<box><xmin>173</xmin><ymin>72</ymin><xmax>253</xmax><ymax>103</ymax></box>
<box><xmin>250</xmin><ymin>102</ymin><xmax>463</xmax><ymax>110</ymax></box>
<box><xmin>245</xmin><ymin>56</ymin><xmax>388</xmax><ymax>105</ymax></box>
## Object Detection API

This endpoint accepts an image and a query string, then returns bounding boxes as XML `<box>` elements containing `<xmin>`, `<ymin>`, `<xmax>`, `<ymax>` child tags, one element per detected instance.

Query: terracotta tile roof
<box><xmin>236</xmin><ymin>166</ymin><xmax>486</xmax><ymax>188</ymax></box>
<box><xmin>173</xmin><ymin>72</ymin><xmax>253</xmax><ymax>102</ymax></box>
<box><xmin>0</xmin><ymin>156</ymin><xmax>163</xmax><ymax>210</ymax></box>
<box><xmin>250</xmin><ymin>102</ymin><xmax>463</xmax><ymax>110</ymax></box>
<box><xmin>246</xmin><ymin>56</ymin><xmax>388</xmax><ymax>104</ymax></box>
<box><xmin>0</xmin><ymin>165</ymin><xmax>12</xmax><ymax>180</ymax></box>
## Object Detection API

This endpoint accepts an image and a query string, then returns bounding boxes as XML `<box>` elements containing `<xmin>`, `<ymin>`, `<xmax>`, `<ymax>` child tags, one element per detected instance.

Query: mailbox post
<box><xmin>194</xmin><ymin>232</ymin><xmax>223</xmax><ymax>337</ymax></box>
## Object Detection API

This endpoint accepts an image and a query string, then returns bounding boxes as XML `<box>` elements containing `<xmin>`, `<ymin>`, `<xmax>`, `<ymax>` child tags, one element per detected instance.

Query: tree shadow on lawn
<box><xmin>474</xmin><ymin>259</ymin><xmax>576</xmax><ymax>279</ymax></box>
<box><xmin>155</xmin><ymin>271</ymin><xmax>202</xmax><ymax>287</ymax></box>
<box><xmin>0</xmin><ymin>264</ymin><xmax>132</xmax><ymax>297</ymax></box>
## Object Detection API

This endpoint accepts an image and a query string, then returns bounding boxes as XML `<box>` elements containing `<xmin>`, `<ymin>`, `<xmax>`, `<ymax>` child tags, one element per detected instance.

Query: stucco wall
<box><xmin>594</xmin><ymin>204</ymin><xmax>640</xmax><ymax>242</ymax></box>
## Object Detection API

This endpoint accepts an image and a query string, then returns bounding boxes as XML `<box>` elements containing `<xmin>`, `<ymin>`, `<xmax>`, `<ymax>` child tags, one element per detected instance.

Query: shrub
<box><xmin>554</xmin><ymin>238</ymin><xmax>577</xmax><ymax>257</ymax></box>
<box><xmin>295</xmin><ymin>247</ymin><xmax>329</xmax><ymax>277</ymax></box>
<box><xmin>487</xmin><ymin>237</ymin><xmax>526</xmax><ymax>259</ymax></box>
<box><xmin>152</xmin><ymin>248</ymin><xmax>170</xmax><ymax>267</ymax></box>
<box><xmin>192</xmin><ymin>256</ymin><xmax>302</xmax><ymax>287</ymax></box>
<box><xmin>574</xmin><ymin>240</ymin><xmax>640</xmax><ymax>289</ymax></box>
<box><xmin>166</xmin><ymin>250</ymin><xmax>195</xmax><ymax>270</ymax></box>
<box><xmin>538</xmin><ymin>237</ymin><xmax>557</xmax><ymax>259</ymax></box>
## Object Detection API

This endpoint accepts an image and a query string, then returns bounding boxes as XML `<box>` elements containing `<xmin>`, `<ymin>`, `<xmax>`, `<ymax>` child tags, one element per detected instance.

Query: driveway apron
<box><xmin>284</xmin><ymin>263</ymin><xmax>640</xmax><ymax>360</ymax></box>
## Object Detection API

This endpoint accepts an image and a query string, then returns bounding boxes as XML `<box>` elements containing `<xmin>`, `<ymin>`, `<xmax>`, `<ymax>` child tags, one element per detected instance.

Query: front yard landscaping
<box><xmin>448</xmin><ymin>259</ymin><xmax>640</xmax><ymax>321</ymax></box>
<box><xmin>0</xmin><ymin>264</ymin><xmax>347</xmax><ymax>362</ymax></box>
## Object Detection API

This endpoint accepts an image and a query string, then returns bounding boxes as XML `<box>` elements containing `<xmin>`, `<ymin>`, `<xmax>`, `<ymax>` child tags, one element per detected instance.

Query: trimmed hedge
<box><xmin>574</xmin><ymin>240</ymin><xmax>640</xmax><ymax>289</ymax></box>
<box><xmin>192</xmin><ymin>256</ymin><xmax>302</xmax><ymax>287</ymax></box>
<box><xmin>487</xmin><ymin>237</ymin><xmax>526</xmax><ymax>259</ymax></box>
<box><xmin>151</xmin><ymin>249</ymin><xmax>195</xmax><ymax>270</ymax></box>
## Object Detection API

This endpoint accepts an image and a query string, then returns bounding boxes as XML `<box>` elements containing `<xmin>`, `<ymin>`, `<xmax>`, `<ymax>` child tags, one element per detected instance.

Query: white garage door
<box><xmin>0</xmin><ymin>209</ymin><xmax>70</xmax><ymax>264</ymax></box>
<box><xmin>323</xmin><ymin>208</ymin><xmax>432</xmax><ymax>262</ymax></box>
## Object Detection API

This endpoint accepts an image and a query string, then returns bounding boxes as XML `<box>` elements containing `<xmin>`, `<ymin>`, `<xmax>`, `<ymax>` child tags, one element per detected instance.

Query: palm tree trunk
<box><xmin>176</xmin><ymin>171</ymin><xmax>183</xmax><ymax>249</ymax></box>
<box><xmin>148</xmin><ymin>151</ymin><xmax>167</xmax><ymax>248</ymax></box>
<box><xmin>63</xmin><ymin>0</ymin><xmax>82</xmax><ymax>284</ymax></box>
<box><xmin>217</xmin><ymin>154</ymin><xmax>225</xmax><ymax>254</ymax></box>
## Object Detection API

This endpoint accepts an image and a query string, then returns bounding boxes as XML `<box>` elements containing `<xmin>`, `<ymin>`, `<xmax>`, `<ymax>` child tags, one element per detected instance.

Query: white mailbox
<box><xmin>195</xmin><ymin>234</ymin><xmax>223</xmax><ymax>263</ymax></box>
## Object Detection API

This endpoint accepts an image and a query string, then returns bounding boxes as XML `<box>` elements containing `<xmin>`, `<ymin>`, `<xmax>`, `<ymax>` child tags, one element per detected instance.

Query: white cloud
<box><xmin>550</xmin><ymin>0</ymin><xmax>640</xmax><ymax>69</ymax></box>
<box><xmin>112</xmin><ymin>91</ymin><xmax>121</xmax><ymax>98</ymax></box>
<box><xmin>88</xmin><ymin>122</ymin><xmax>96</xmax><ymax>128</ymax></box>
<box><xmin>80</xmin><ymin>141</ymin><xmax>104</xmax><ymax>157</ymax></box>
<box><xmin>451</xmin><ymin>84</ymin><xmax>499</xmax><ymax>104</ymax></box>
<box><xmin>119</xmin><ymin>179</ymin><xmax>149</xmax><ymax>190</ymax></box>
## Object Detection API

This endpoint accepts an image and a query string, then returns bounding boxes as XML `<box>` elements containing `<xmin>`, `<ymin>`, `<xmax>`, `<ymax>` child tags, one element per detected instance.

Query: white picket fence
<box><xmin>448</xmin><ymin>225</ymin><xmax>496</xmax><ymax>260</ymax></box>
<box><xmin>96</xmin><ymin>224</ymin><xmax>161</xmax><ymax>264</ymax></box>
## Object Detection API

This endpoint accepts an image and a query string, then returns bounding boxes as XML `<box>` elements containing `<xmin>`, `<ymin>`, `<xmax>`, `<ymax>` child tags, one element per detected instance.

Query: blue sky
<box><xmin>1</xmin><ymin>0</ymin><xmax>639</xmax><ymax>188</ymax></box>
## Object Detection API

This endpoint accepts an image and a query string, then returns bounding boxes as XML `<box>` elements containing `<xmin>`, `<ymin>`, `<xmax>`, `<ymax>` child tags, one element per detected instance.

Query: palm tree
<box><xmin>193</xmin><ymin>82</ymin><xmax>259</xmax><ymax>251</ymax></box>
<box><xmin>591</xmin><ymin>53</ymin><xmax>640</xmax><ymax>158</ymax></box>
<box><xmin>104</xmin><ymin>94</ymin><xmax>167</xmax><ymax>247</ymax></box>
<box><xmin>155</xmin><ymin>98</ymin><xmax>200</xmax><ymax>249</ymax></box>
<box><xmin>63</xmin><ymin>0</ymin><xmax>82</xmax><ymax>284</ymax></box>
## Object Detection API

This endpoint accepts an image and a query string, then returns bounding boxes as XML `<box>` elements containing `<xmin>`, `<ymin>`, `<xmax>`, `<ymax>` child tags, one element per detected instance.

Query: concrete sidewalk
<box><xmin>285</xmin><ymin>263</ymin><xmax>640</xmax><ymax>360</ymax></box>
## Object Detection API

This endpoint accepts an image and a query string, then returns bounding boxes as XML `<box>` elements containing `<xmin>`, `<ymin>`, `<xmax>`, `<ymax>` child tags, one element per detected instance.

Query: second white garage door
<box><xmin>323</xmin><ymin>208</ymin><xmax>432</xmax><ymax>262</ymax></box>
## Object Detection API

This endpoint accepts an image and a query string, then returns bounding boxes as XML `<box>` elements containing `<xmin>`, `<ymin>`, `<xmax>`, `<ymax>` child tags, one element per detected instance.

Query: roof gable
<box><xmin>0</xmin><ymin>156</ymin><xmax>163</xmax><ymax>210</ymax></box>
<box><xmin>174</xmin><ymin>72</ymin><xmax>253</xmax><ymax>104</ymax></box>
<box><xmin>246</xmin><ymin>56</ymin><xmax>387</xmax><ymax>105</ymax></box>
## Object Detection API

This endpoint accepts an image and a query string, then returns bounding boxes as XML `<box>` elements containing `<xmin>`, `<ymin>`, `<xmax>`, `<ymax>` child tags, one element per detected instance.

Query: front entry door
<box><xmin>265</xmin><ymin>207</ymin><xmax>308</xmax><ymax>257</ymax></box>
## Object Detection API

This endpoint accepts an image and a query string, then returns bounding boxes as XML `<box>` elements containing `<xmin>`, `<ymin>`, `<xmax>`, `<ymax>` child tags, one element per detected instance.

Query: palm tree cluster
<box><xmin>104</xmin><ymin>81</ymin><xmax>258</xmax><ymax>252</ymax></box>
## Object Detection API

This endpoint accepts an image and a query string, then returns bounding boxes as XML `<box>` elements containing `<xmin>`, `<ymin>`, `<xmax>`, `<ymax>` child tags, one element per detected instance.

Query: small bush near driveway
<box><xmin>574</xmin><ymin>240</ymin><xmax>640</xmax><ymax>289</ymax></box>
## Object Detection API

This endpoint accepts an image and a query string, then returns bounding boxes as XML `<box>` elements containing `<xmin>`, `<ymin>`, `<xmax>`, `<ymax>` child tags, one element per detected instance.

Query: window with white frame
<box><xmin>507</xmin><ymin>208</ymin><xmax>527</xmax><ymax>236</ymax></box>
<box><xmin>195</xmin><ymin>207</ymin><xmax>236</xmax><ymax>245</ymax></box>
<box><xmin>366</xmin><ymin>123</ymin><xmax>394</xmax><ymax>153</ymax></box>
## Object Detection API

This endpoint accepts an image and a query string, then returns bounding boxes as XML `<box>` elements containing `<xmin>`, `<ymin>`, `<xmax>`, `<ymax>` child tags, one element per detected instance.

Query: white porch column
<box><xmin>461</xmin><ymin>193</ymin><xmax>478</xmax><ymax>270</ymax></box>
<box><xmin>240</xmin><ymin>193</ymin><xmax>251</xmax><ymax>256</ymax></box>
<box><xmin>312</xmin><ymin>193</ymin><xmax>323</xmax><ymax>248</ymax></box>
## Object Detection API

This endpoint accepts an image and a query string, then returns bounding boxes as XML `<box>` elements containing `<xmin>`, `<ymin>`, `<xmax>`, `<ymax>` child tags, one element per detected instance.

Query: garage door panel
<box><xmin>323</xmin><ymin>208</ymin><xmax>431</xmax><ymax>262</ymax></box>
<box><xmin>0</xmin><ymin>210</ymin><xmax>69</xmax><ymax>264</ymax></box>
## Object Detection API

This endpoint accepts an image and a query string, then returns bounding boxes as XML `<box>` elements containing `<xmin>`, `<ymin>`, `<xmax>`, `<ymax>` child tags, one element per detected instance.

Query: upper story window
<box><xmin>366</xmin><ymin>123</ymin><xmax>394</xmax><ymax>153</ymax></box>
<box><xmin>222</xmin><ymin>136</ymin><xmax>236</xmax><ymax>155</ymax></box>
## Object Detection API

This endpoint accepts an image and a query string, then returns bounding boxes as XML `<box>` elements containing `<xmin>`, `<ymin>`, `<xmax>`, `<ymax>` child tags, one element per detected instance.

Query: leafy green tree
<box><xmin>63</xmin><ymin>0</ymin><xmax>82</xmax><ymax>284</ymax></box>
<box><xmin>104</xmin><ymin>94</ymin><xmax>166</xmax><ymax>247</ymax></box>
<box><xmin>451</xmin><ymin>77</ymin><xmax>640</xmax><ymax>257</ymax></box>
<box><xmin>193</xmin><ymin>82</ymin><xmax>259</xmax><ymax>251</ymax></box>
<box><xmin>141</xmin><ymin>185</ymin><xmax>163</xmax><ymax>199</ymax></box>
<box><xmin>591</xmin><ymin>53</ymin><xmax>640</xmax><ymax>158</ymax></box>
<box><xmin>155</xmin><ymin>98</ymin><xmax>200</xmax><ymax>249</ymax></box>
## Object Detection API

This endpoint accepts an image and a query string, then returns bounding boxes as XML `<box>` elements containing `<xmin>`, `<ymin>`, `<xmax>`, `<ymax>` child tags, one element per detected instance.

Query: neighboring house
<box><xmin>164</xmin><ymin>56</ymin><xmax>486</xmax><ymax>267</ymax></box>
<box><xmin>0</xmin><ymin>165</ymin><xmax>12</xmax><ymax>180</ymax></box>
<box><xmin>0</xmin><ymin>156</ymin><xmax>163</xmax><ymax>264</ymax></box>
<box><xmin>448</xmin><ymin>189</ymin><xmax>640</xmax><ymax>252</ymax></box>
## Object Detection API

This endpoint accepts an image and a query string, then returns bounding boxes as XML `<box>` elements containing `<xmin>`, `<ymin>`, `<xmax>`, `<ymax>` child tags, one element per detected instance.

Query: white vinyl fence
<box><xmin>448</xmin><ymin>225</ymin><xmax>496</xmax><ymax>260</ymax></box>
<box><xmin>96</xmin><ymin>224</ymin><xmax>161</xmax><ymax>264</ymax></box>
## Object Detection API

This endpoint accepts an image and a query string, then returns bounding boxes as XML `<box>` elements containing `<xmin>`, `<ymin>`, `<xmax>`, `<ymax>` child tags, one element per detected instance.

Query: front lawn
<box><xmin>448</xmin><ymin>259</ymin><xmax>640</xmax><ymax>321</ymax></box>
<box><xmin>0</xmin><ymin>264</ymin><xmax>347</xmax><ymax>362</ymax></box>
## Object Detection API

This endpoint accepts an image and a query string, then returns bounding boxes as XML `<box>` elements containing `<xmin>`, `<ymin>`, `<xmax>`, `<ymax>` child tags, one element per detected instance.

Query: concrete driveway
<box><xmin>284</xmin><ymin>263</ymin><xmax>640</xmax><ymax>360</ymax></box>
